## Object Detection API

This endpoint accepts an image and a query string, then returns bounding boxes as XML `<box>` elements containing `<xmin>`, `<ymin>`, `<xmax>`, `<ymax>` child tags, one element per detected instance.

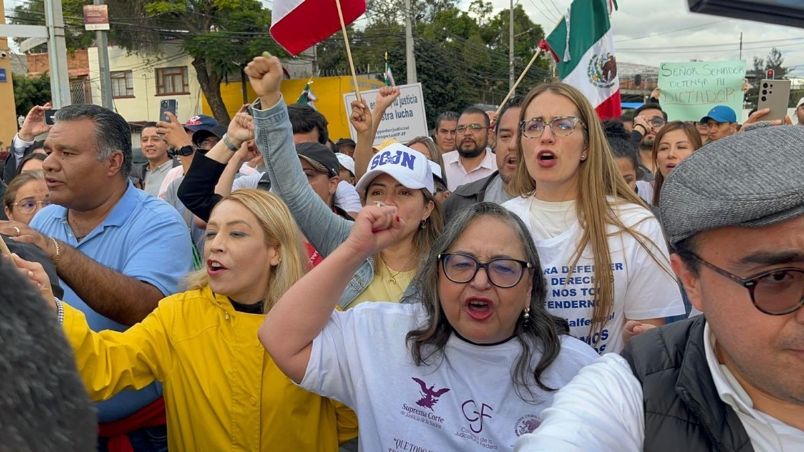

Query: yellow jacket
<box><xmin>63</xmin><ymin>286</ymin><xmax>357</xmax><ymax>451</ymax></box>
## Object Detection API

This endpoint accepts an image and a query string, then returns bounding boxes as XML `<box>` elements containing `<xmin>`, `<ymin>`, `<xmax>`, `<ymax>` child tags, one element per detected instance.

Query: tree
<box><xmin>12</xmin><ymin>0</ymin><xmax>281</xmax><ymax>123</ymax></box>
<box><xmin>314</xmin><ymin>2</ymin><xmax>549</xmax><ymax>123</ymax></box>
<box><xmin>747</xmin><ymin>48</ymin><xmax>789</xmax><ymax>107</ymax></box>
<box><xmin>11</xmin><ymin>0</ymin><xmax>93</xmax><ymax>51</ymax></box>
<box><xmin>14</xmin><ymin>74</ymin><xmax>51</xmax><ymax>115</ymax></box>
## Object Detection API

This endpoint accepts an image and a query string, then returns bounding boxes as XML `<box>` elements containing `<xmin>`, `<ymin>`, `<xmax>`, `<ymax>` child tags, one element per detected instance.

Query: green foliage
<box><xmin>747</xmin><ymin>47</ymin><xmax>789</xmax><ymax>107</ymax></box>
<box><xmin>317</xmin><ymin>3</ymin><xmax>548</xmax><ymax>124</ymax></box>
<box><xmin>10</xmin><ymin>0</ymin><xmax>95</xmax><ymax>51</ymax></box>
<box><xmin>14</xmin><ymin>74</ymin><xmax>51</xmax><ymax>115</ymax></box>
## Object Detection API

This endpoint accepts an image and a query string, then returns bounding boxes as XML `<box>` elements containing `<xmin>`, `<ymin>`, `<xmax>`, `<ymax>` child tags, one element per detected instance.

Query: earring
<box><xmin>522</xmin><ymin>307</ymin><xmax>531</xmax><ymax>326</ymax></box>
<box><xmin>580</xmin><ymin>153</ymin><xmax>587</xmax><ymax>161</ymax></box>
<box><xmin>420</xmin><ymin>219</ymin><xmax>427</xmax><ymax>229</ymax></box>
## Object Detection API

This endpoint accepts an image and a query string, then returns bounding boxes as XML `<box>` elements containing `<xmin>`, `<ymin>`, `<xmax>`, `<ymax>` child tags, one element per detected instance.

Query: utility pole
<box><xmin>94</xmin><ymin>0</ymin><xmax>113</xmax><ymax>109</ymax></box>
<box><xmin>43</xmin><ymin>0</ymin><xmax>71</xmax><ymax>107</ymax></box>
<box><xmin>739</xmin><ymin>32</ymin><xmax>743</xmax><ymax>61</ymax></box>
<box><xmin>509</xmin><ymin>0</ymin><xmax>515</xmax><ymax>92</ymax></box>
<box><xmin>404</xmin><ymin>0</ymin><xmax>417</xmax><ymax>84</ymax></box>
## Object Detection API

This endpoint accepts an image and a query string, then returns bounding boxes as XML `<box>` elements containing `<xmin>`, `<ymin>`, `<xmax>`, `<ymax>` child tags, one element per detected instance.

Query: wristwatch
<box><xmin>175</xmin><ymin>145</ymin><xmax>196</xmax><ymax>157</ymax></box>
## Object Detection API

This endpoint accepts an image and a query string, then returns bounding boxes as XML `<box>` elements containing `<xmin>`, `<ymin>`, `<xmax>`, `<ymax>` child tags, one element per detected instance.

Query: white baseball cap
<box><xmin>797</xmin><ymin>97</ymin><xmax>804</xmax><ymax>108</ymax></box>
<box><xmin>335</xmin><ymin>153</ymin><xmax>355</xmax><ymax>176</ymax></box>
<box><xmin>356</xmin><ymin>143</ymin><xmax>434</xmax><ymax>195</ymax></box>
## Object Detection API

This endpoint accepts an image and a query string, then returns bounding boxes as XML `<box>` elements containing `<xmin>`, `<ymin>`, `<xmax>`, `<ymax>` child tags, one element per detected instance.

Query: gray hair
<box><xmin>54</xmin><ymin>104</ymin><xmax>133</xmax><ymax>177</ymax></box>
<box><xmin>404</xmin><ymin>202</ymin><xmax>567</xmax><ymax>401</ymax></box>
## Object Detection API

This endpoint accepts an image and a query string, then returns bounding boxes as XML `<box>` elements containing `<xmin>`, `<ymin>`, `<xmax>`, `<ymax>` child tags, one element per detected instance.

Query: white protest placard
<box><xmin>658</xmin><ymin>60</ymin><xmax>746</xmax><ymax>121</ymax></box>
<box><xmin>344</xmin><ymin>83</ymin><xmax>429</xmax><ymax>146</ymax></box>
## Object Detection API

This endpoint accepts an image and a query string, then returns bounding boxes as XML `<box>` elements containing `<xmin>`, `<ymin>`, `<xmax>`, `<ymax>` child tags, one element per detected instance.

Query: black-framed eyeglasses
<box><xmin>648</xmin><ymin>116</ymin><xmax>666</xmax><ymax>128</ymax></box>
<box><xmin>439</xmin><ymin>253</ymin><xmax>532</xmax><ymax>288</ymax></box>
<box><xmin>456</xmin><ymin>123</ymin><xmax>487</xmax><ymax>134</ymax></box>
<box><xmin>688</xmin><ymin>253</ymin><xmax>804</xmax><ymax>315</ymax></box>
<box><xmin>13</xmin><ymin>198</ymin><xmax>50</xmax><ymax>214</ymax></box>
<box><xmin>520</xmin><ymin>116</ymin><xmax>585</xmax><ymax>139</ymax></box>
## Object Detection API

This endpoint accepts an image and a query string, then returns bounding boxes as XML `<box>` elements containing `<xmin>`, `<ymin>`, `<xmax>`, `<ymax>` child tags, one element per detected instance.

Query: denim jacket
<box><xmin>254</xmin><ymin>97</ymin><xmax>417</xmax><ymax>308</ymax></box>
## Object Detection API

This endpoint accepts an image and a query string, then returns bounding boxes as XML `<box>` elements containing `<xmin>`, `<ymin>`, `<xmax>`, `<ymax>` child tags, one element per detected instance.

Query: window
<box><xmin>110</xmin><ymin>70</ymin><xmax>134</xmax><ymax>98</ymax></box>
<box><xmin>155</xmin><ymin>66</ymin><xmax>189</xmax><ymax>95</ymax></box>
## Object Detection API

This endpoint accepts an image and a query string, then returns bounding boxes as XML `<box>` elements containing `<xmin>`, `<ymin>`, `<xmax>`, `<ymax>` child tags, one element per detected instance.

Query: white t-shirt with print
<box><xmin>504</xmin><ymin>197</ymin><xmax>684</xmax><ymax>354</ymax></box>
<box><xmin>301</xmin><ymin>302</ymin><xmax>598</xmax><ymax>452</ymax></box>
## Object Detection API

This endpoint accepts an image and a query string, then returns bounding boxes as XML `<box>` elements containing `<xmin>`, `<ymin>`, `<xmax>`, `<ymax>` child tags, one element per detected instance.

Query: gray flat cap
<box><xmin>659</xmin><ymin>125</ymin><xmax>804</xmax><ymax>244</ymax></box>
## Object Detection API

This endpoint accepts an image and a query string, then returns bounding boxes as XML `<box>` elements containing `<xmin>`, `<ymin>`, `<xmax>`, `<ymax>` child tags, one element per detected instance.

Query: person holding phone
<box><xmin>3</xmin><ymin>102</ymin><xmax>51</xmax><ymax>184</ymax></box>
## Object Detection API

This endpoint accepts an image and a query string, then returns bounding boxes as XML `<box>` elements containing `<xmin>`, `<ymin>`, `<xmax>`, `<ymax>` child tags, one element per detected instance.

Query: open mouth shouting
<box><xmin>207</xmin><ymin>259</ymin><xmax>228</xmax><ymax>276</ymax></box>
<box><xmin>536</xmin><ymin>150</ymin><xmax>557</xmax><ymax>168</ymax></box>
<box><xmin>465</xmin><ymin>296</ymin><xmax>494</xmax><ymax>321</ymax></box>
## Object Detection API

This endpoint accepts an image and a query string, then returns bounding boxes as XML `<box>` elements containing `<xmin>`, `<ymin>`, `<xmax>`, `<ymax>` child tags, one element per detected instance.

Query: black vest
<box><xmin>621</xmin><ymin>316</ymin><xmax>754</xmax><ymax>452</ymax></box>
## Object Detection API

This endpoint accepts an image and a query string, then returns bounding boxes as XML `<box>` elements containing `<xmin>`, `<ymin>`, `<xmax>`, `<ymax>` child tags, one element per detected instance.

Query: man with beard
<box><xmin>442</xmin><ymin>106</ymin><xmax>497</xmax><ymax>191</ymax></box>
<box><xmin>631</xmin><ymin>103</ymin><xmax>667</xmax><ymax>178</ymax></box>
<box><xmin>443</xmin><ymin>97</ymin><xmax>521</xmax><ymax>222</ymax></box>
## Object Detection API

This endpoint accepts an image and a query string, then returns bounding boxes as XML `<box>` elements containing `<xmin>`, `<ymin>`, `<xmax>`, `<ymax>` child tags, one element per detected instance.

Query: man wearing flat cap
<box><xmin>515</xmin><ymin>126</ymin><xmax>804</xmax><ymax>451</ymax></box>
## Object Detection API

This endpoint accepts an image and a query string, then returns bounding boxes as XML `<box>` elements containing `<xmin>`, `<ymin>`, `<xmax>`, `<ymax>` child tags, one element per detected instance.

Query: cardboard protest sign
<box><xmin>658</xmin><ymin>60</ymin><xmax>746</xmax><ymax>121</ymax></box>
<box><xmin>344</xmin><ymin>83</ymin><xmax>429</xmax><ymax>145</ymax></box>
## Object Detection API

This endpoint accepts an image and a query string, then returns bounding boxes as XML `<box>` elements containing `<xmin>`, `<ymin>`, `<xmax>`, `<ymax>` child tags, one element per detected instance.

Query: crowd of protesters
<box><xmin>0</xmin><ymin>52</ymin><xmax>801</xmax><ymax>452</ymax></box>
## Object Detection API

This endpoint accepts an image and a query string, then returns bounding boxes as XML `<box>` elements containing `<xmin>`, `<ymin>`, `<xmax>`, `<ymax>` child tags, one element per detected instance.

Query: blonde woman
<box><xmin>27</xmin><ymin>189</ymin><xmax>356</xmax><ymax>450</ymax></box>
<box><xmin>504</xmin><ymin>83</ymin><xmax>685</xmax><ymax>354</ymax></box>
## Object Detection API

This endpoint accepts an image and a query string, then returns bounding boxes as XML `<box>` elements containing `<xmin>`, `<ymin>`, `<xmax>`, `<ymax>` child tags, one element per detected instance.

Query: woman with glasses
<box><xmin>260</xmin><ymin>202</ymin><xmax>598</xmax><ymax>451</ymax></box>
<box><xmin>504</xmin><ymin>83</ymin><xmax>685</xmax><ymax>354</ymax></box>
<box><xmin>3</xmin><ymin>171</ymin><xmax>49</xmax><ymax>225</ymax></box>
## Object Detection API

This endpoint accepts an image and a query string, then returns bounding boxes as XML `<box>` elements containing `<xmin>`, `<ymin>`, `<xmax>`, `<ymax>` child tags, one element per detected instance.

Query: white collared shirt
<box><xmin>442</xmin><ymin>148</ymin><xmax>497</xmax><ymax>191</ymax></box>
<box><xmin>704</xmin><ymin>324</ymin><xmax>804</xmax><ymax>451</ymax></box>
<box><xmin>515</xmin><ymin>324</ymin><xmax>804</xmax><ymax>451</ymax></box>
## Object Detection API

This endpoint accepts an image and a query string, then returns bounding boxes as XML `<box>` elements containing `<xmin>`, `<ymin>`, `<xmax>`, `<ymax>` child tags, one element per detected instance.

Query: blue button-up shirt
<box><xmin>30</xmin><ymin>182</ymin><xmax>193</xmax><ymax>421</ymax></box>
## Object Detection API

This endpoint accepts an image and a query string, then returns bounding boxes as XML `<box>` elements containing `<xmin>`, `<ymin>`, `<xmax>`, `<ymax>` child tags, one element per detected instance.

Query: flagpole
<box><xmin>495</xmin><ymin>47</ymin><xmax>544</xmax><ymax>117</ymax></box>
<box><xmin>335</xmin><ymin>0</ymin><xmax>362</xmax><ymax>101</ymax></box>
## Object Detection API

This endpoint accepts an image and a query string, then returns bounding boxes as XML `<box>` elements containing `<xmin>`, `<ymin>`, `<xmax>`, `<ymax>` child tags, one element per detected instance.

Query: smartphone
<box><xmin>159</xmin><ymin>99</ymin><xmax>178</xmax><ymax>121</ymax></box>
<box><xmin>757</xmin><ymin>79</ymin><xmax>791</xmax><ymax>122</ymax></box>
<box><xmin>44</xmin><ymin>109</ymin><xmax>57</xmax><ymax>125</ymax></box>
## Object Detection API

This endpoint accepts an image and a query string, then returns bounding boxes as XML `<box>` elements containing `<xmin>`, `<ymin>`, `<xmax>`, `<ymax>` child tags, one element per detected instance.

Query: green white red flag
<box><xmin>540</xmin><ymin>0</ymin><xmax>621</xmax><ymax>120</ymax></box>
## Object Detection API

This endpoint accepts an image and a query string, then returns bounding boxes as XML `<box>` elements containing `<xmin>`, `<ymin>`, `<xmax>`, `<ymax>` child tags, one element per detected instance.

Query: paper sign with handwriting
<box><xmin>658</xmin><ymin>60</ymin><xmax>746</xmax><ymax>121</ymax></box>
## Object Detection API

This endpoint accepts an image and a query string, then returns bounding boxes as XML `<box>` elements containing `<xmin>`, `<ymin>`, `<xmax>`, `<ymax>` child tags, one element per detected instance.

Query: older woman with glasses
<box><xmin>260</xmin><ymin>202</ymin><xmax>597</xmax><ymax>451</ymax></box>
<box><xmin>3</xmin><ymin>171</ymin><xmax>49</xmax><ymax>225</ymax></box>
<box><xmin>504</xmin><ymin>83</ymin><xmax>685</xmax><ymax>355</ymax></box>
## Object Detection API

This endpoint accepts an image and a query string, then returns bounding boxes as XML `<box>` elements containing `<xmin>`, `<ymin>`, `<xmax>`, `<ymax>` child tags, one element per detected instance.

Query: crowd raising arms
<box><xmin>245</xmin><ymin>54</ymin><xmax>442</xmax><ymax>309</ymax></box>
<box><xmin>4</xmin><ymin>46</ymin><xmax>800</xmax><ymax>452</ymax></box>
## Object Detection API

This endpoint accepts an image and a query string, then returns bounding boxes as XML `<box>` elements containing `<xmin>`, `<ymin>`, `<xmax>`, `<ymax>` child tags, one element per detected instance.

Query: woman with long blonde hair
<box><xmin>26</xmin><ymin>189</ymin><xmax>357</xmax><ymax>450</ymax></box>
<box><xmin>504</xmin><ymin>83</ymin><xmax>685</xmax><ymax>354</ymax></box>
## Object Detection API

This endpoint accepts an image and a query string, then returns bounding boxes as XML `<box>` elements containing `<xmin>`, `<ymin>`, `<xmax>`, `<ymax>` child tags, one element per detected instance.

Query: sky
<box><xmin>5</xmin><ymin>0</ymin><xmax>803</xmax><ymax>76</ymax></box>
<box><xmin>467</xmin><ymin>0</ymin><xmax>804</xmax><ymax>76</ymax></box>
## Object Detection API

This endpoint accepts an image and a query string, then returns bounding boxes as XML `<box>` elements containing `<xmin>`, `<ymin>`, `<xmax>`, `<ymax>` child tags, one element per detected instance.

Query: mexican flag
<box><xmin>296</xmin><ymin>81</ymin><xmax>317</xmax><ymax>108</ymax></box>
<box><xmin>271</xmin><ymin>0</ymin><xmax>367</xmax><ymax>56</ymax></box>
<box><xmin>540</xmin><ymin>0</ymin><xmax>621</xmax><ymax>120</ymax></box>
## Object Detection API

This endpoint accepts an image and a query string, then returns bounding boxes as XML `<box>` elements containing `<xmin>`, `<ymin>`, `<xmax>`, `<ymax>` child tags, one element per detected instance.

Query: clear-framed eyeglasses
<box><xmin>520</xmin><ymin>116</ymin><xmax>585</xmax><ymax>139</ymax></box>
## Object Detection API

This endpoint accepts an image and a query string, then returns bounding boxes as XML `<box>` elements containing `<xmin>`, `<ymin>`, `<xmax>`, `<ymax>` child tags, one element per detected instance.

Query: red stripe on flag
<box><xmin>270</xmin><ymin>0</ymin><xmax>366</xmax><ymax>56</ymax></box>
<box><xmin>595</xmin><ymin>90</ymin><xmax>622</xmax><ymax>120</ymax></box>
